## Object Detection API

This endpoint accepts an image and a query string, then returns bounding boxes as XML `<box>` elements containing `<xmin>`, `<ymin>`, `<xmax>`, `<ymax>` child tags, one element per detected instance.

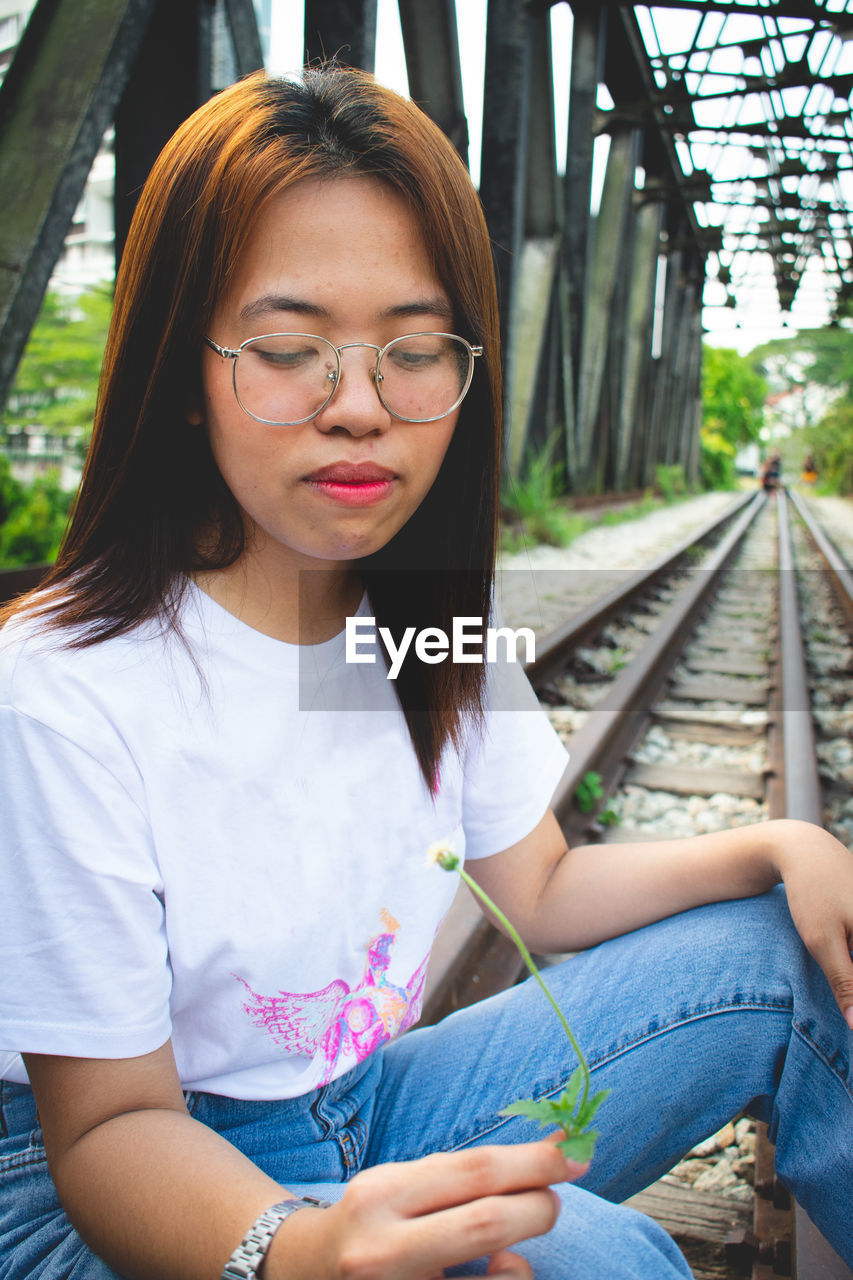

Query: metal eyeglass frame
<box><xmin>203</xmin><ymin>332</ymin><xmax>484</xmax><ymax>426</ymax></box>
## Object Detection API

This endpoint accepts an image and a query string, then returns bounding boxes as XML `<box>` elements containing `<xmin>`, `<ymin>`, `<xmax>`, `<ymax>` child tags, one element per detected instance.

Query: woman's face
<box><xmin>195</xmin><ymin>176</ymin><xmax>461</xmax><ymax>577</ymax></box>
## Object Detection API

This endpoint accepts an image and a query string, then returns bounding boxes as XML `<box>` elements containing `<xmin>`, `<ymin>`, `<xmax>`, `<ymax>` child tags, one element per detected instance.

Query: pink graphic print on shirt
<box><xmin>235</xmin><ymin>909</ymin><xmax>430</xmax><ymax>1085</ymax></box>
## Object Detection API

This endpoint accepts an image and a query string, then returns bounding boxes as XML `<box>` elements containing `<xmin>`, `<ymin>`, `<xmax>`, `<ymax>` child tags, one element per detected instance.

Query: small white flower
<box><xmin>425</xmin><ymin>839</ymin><xmax>459</xmax><ymax>871</ymax></box>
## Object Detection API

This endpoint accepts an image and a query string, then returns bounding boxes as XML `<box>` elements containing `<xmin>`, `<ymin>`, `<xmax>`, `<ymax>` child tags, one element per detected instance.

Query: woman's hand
<box><xmin>771</xmin><ymin>819</ymin><xmax>853</xmax><ymax>1029</ymax></box>
<box><xmin>265</xmin><ymin>1140</ymin><xmax>585</xmax><ymax>1280</ymax></box>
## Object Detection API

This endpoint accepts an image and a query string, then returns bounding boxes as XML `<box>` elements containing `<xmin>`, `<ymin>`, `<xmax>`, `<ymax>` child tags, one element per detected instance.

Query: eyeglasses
<box><xmin>204</xmin><ymin>332</ymin><xmax>483</xmax><ymax>426</ymax></box>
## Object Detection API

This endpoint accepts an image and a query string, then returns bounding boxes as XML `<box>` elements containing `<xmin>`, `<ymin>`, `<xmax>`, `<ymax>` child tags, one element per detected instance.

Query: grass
<box><xmin>500</xmin><ymin>488</ymin><xmax>708</xmax><ymax>556</ymax></box>
<box><xmin>500</xmin><ymin>448</ymin><xmax>721</xmax><ymax>556</ymax></box>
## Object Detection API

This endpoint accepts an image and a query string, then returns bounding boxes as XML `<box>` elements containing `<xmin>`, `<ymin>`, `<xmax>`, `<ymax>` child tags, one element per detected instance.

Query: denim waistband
<box><xmin>1</xmin><ymin>1052</ymin><xmax>382</xmax><ymax>1184</ymax></box>
<box><xmin>0</xmin><ymin>1079</ymin><xmax>39</xmax><ymax>1141</ymax></box>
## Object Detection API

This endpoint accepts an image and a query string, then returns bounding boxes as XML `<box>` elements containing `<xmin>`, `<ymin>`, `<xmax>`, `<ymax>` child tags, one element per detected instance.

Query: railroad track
<box><xmin>1</xmin><ymin>494</ymin><xmax>851</xmax><ymax>1276</ymax></box>
<box><xmin>423</xmin><ymin>488</ymin><xmax>853</xmax><ymax>1280</ymax></box>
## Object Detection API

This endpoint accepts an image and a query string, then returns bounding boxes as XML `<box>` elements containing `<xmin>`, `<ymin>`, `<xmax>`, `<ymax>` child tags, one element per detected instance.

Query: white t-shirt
<box><xmin>0</xmin><ymin>585</ymin><xmax>568</xmax><ymax>1100</ymax></box>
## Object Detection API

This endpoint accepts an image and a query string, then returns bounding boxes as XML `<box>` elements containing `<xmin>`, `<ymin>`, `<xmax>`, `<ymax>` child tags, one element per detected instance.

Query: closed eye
<box><xmin>388</xmin><ymin>349</ymin><xmax>440</xmax><ymax>370</ymax></box>
<box><xmin>249</xmin><ymin>343</ymin><xmax>322</xmax><ymax>369</ymax></box>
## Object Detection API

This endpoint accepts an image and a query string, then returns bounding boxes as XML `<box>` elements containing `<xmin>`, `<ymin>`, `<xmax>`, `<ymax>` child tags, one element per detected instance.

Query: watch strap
<box><xmin>221</xmin><ymin>1195</ymin><xmax>332</xmax><ymax>1279</ymax></box>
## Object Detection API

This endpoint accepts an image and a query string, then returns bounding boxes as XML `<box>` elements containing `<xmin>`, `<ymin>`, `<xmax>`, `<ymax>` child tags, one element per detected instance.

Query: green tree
<box><xmin>802</xmin><ymin>398</ymin><xmax>853</xmax><ymax>494</ymax></box>
<box><xmin>753</xmin><ymin>327</ymin><xmax>853</xmax><ymax>399</ymax></box>
<box><xmin>700</xmin><ymin>346</ymin><xmax>767</xmax><ymax>488</ymax></box>
<box><xmin>0</xmin><ymin>454</ymin><xmax>24</xmax><ymax>527</ymax></box>
<box><xmin>0</xmin><ymin>457</ymin><xmax>74</xmax><ymax>568</ymax></box>
<box><xmin>752</xmin><ymin>326</ymin><xmax>853</xmax><ymax>494</ymax></box>
<box><xmin>2</xmin><ymin>286</ymin><xmax>112</xmax><ymax>443</ymax></box>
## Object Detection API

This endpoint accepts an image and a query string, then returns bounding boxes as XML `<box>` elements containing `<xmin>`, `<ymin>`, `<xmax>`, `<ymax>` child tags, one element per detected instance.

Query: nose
<box><xmin>312</xmin><ymin>346</ymin><xmax>390</xmax><ymax>436</ymax></box>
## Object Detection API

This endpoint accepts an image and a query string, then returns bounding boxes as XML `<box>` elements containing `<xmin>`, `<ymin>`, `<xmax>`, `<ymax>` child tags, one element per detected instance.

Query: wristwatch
<box><xmin>221</xmin><ymin>1195</ymin><xmax>332</xmax><ymax>1279</ymax></box>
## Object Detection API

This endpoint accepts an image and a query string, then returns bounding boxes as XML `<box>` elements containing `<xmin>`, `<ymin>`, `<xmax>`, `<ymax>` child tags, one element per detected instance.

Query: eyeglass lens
<box><xmin>234</xmin><ymin>334</ymin><xmax>472</xmax><ymax>424</ymax></box>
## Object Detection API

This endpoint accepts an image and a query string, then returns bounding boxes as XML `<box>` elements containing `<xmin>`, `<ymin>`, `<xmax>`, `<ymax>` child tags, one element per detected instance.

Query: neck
<box><xmin>194</xmin><ymin>556</ymin><xmax>362</xmax><ymax>645</ymax></box>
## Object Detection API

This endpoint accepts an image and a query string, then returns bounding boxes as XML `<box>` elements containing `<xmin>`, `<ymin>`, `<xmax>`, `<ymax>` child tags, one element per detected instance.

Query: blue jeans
<box><xmin>2</xmin><ymin>888</ymin><xmax>851</xmax><ymax>1278</ymax></box>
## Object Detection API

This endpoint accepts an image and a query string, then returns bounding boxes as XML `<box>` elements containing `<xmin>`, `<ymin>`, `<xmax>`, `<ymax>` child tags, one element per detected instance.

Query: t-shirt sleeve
<box><xmin>461</xmin><ymin>658</ymin><xmax>569</xmax><ymax>860</ymax></box>
<box><xmin>0</xmin><ymin>705</ymin><xmax>172</xmax><ymax>1058</ymax></box>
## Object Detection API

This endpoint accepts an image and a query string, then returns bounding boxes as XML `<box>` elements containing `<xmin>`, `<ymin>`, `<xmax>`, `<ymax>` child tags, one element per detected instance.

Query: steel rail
<box><xmin>786</xmin><ymin>487</ymin><xmax>853</xmax><ymax>633</ymax></box>
<box><xmin>774</xmin><ymin>490</ymin><xmax>824</xmax><ymax>827</ymax></box>
<box><xmin>770</xmin><ymin>489</ymin><xmax>853</xmax><ymax>1280</ymax></box>
<box><xmin>523</xmin><ymin>490</ymin><xmax>755</xmax><ymax>687</ymax></box>
<box><xmin>549</xmin><ymin>490</ymin><xmax>765</xmax><ymax>832</ymax></box>
<box><xmin>424</xmin><ymin>492</ymin><xmax>765</xmax><ymax>1022</ymax></box>
<box><xmin>426</xmin><ymin>491</ymin><xmax>853</xmax><ymax>1274</ymax></box>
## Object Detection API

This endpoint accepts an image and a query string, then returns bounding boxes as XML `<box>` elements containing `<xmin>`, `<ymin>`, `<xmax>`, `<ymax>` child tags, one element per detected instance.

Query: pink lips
<box><xmin>304</xmin><ymin>462</ymin><xmax>396</xmax><ymax>507</ymax></box>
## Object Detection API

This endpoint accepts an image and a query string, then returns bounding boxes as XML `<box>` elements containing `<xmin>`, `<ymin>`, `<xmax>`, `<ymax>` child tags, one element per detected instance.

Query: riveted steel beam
<box><xmin>113</xmin><ymin>0</ymin><xmax>263</xmax><ymax>265</ymax></box>
<box><xmin>480</xmin><ymin>0</ymin><xmax>529</xmax><ymax>345</ymax></box>
<box><xmin>616</xmin><ymin>198</ymin><xmax>663</xmax><ymax>489</ymax></box>
<box><xmin>114</xmin><ymin>0</ymin><xmax>209</xmax><ymax>267</ymax></box>
<box><xmin>303</xmin><ymin>0</ymin><xmax>377</xmax><ymax>71</ymax></box>
<box><xmin>505</xmin><ymin>4</ymin><xmax>562</xmax><ymax>477</ymax></box>
<box><xmin>397</xmin><ymin>0</ymin><xmax>468</xmax><ymax>165</ymax></box>
<box><xmin>223</xmin><ymin>0</ymin><xmax>264</xmax><ymax>75</ymax></box>
<box><xmin>524</xmin><ymin>6</ymin><xmax>559</xmax><ymax>242</ymax></box>
<box><xmin>479</xmin><ymin>0</ymin><xmax>530</xmax><ymax>476</ymax></box>
<box><xmin>575</xmin><ymin>127</ymin><xmax>640</xmax><ymax>489</ymax></box>
<box><xmin>0</xmin><ymin>0</ymin><xmax>157</xmax><ymax>409</ymax></box>
<box><xmin>563</xmin><ymin>2</ymin><xmax>603</xmax><ymax>401</ymax></box>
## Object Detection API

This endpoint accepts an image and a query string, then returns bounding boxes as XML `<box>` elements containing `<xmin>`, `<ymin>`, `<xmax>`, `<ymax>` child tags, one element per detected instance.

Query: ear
<box><xmin>186</xmin><ymin>372</ymin><xmax>205</xmax><ymax>425</ymax></box>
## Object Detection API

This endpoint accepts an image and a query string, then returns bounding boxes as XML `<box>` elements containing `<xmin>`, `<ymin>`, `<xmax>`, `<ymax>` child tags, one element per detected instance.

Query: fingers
<box><xmin>405</xmin><ymin>1186</ymin><xmax>559</xmax><ymax>1273</ymax></box>
<box><xmin>806</xmin><ymin>924</ymin><xmax>853</xmax><ymax>1029</ymax></box>
<box><xmin>331</xmin><ymin>1182</ymin><xmax>557</xmax><ymax>1280</ymax></box>
<box><xmin>486</xmin><ymin>1248</ymin><xmax>534</xmax><ymax>1278</ymax></box>
<box><xmin>541</xmin><ymin>1128</ymin><xmax>591</xmax><ymax>1181</ymax></box>
<box><xmin>777</xmin><ymin>828</ymin><xmax>853</xmax><ymax>1030</ymax></box>
<box><xmin>383</xmin><ymin>1140</ymin><xmax>580</xmax><ymax>1218</ymax></box>
<box><xmin>337</xmin><ymin>1142</ymin><xmax>572</xmax><ymax>1279</ymax></box>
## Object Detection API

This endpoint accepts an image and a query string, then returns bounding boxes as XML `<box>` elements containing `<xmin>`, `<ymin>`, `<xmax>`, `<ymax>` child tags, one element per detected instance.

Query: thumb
<box><xmin>810</xmin><ymin>931</ymin><xmax>853</xmax><ymax>1030</ymax></box>
<box><xmin>486</xmin><ymin>1249</ymin><xmax>533</xmax><ymax>1278</ymax></box>
<box><xmin>541</xmin><ymin>1131</ymin><xmax>590</xmax><ymax>1181</ymax></box>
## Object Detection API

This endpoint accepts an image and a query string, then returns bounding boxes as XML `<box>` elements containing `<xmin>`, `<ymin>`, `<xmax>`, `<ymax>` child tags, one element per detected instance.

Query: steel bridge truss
<box><xmin>1</xmin><ymin>0</ymin><xmax>851</xmax><ymax>494</ymax></box>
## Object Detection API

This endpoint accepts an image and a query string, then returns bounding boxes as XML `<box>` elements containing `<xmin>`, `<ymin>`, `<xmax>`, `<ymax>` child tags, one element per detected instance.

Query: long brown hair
<box><xmin>1</xmin><ymin>67</ymin><xmax>502</xmax><ymax>788</ymax></box>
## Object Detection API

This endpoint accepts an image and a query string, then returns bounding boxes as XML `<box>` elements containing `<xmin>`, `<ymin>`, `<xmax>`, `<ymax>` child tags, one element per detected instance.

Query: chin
<box><xmin>325</xmin><ymin>526</ymin><xmax>403</xmax><ymax>562</ymax></box>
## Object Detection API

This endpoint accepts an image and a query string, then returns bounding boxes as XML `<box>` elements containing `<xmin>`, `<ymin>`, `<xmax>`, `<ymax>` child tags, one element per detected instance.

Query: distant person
<box><xmin>761</xmin><ymin>451</ymin><xmax>782</xmax><ymax>492</ymax></box>
<box><xmin>801</xmin><ymin>454</ymin><xmax>818</xmax><ymax>487</ymax></box>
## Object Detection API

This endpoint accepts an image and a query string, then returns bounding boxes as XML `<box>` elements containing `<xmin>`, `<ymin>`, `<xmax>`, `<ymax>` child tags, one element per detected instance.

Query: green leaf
<box><xmin>559</xmin><ymin>1066</ymin><xmax>584</xmax><ymax>1112</ymax></box>
<box><xmin>499</xmin><ymin>1097</ymin><xmax>563</xmax><ymax>1128</ymax></box>
<box><xmin>574</xmin><ymin>1088</ymin><xmax>611</xmax><ymax>1129</ymax></box>
<box><xmin>556</xmin><ymin>1130</ymin><xmax>599</xmax><ymax>1163</ymax></box>
<box><xmin>575</xmin><ymin>771</ymin><xmax>604</xmax><ymax>813</ymax></box>
<box><xmin>498</xmin><ymin>1075</ymin><xmax>610</xmax><ymax>1162</ymax></box>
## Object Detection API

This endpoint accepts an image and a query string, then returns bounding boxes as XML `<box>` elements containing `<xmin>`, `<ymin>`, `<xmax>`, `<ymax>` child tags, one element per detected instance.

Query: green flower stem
<box><xmin>456</xmin><ymin>866</ymin><xmax>590</xmax><ymax>1111</ymax></box>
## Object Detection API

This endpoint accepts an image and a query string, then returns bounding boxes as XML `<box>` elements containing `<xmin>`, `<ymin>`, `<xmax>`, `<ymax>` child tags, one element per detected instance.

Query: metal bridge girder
<box><xmin>617</xmin><ymin>197</ymin><xmax>663</xmax><ymax>489</ymax></box>
<box><xmin>223</xmin><ymin>0</ymin><xmax>264</xmax><ymax>74</ymax></box>
<box><xmin>397</xmin><ymin>0</ymin><xmax>468</xmax><ymax>165</ymax></box>
<box><xmin>563</xmin><ymin>2</ymin><xmax>603</xmax><ymax>404</ymax></box>
<box><xmin>0</xmin><ymin>0</ymin><xmax>158</xmax><ymax>409</ymax></box>
<box><xmin>481</xmin><ymin>0</ymin><xmax>569</xmax><ymax>479</ymax></box>
<box><xmin>303</xmin><ymin>0</ymin><xmax>377</xmax><ymax>71</ymax></box>
<box><xmin>575</xmin><ymin>127</ymin><xmax>641</xmax><ymax>488</ymax></box>
<box><xmin>113</xmin><ymin>0</ymin><xmax>263</xmax><ymax>265</ymax></box>
<box><xmin>507</xmin><ymin>5</ymin><xmax>562</xmax><ymax>475</ymax></box>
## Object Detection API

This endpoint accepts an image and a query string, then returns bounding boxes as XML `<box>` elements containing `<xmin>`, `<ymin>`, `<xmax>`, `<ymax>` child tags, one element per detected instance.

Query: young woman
<box><xmin>1</xmin><ymin>67</ymin><xmax>851</xmax><ymax>1280</ymax></box>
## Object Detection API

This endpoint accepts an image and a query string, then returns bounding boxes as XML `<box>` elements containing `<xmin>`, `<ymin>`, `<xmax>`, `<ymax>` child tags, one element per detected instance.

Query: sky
<box><xmin>267</xmin><ymin>0</ymin><xmax>850</xmax><ymax>356</ymax></box>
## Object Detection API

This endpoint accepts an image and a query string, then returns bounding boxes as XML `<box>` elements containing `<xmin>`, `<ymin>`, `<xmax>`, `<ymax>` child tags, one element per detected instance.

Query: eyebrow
<box><xmin>383</xmin><ymin>298</ymin><xmax>455</xmax><ymax>321</ymax></box>
<box><xmin>238</xmin><ymin>294</ymin><xmax>455</xmax><ymax>324</ymax></box>
<box><xmin>239</xmin><ymin>295</ymin><xmax>330</xmax><ymax>322</ymax></box>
